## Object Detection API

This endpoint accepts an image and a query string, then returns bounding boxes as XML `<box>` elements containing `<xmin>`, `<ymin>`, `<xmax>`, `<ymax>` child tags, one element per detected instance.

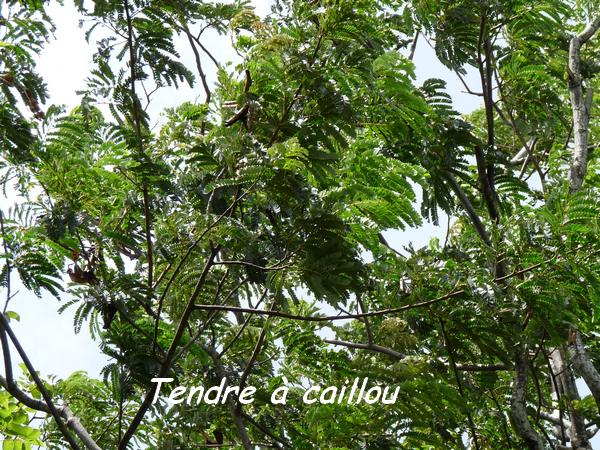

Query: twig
<box><xmin>324</xmin><ymin>339</ymin><xmax>404</xmax><ymax>359</ymax></box>
<box><xmin>0</xmin><ymin>210</ymin><xmax>12</xmax><ymax>313</ymax></box>
<box><xmin>151</xmin><ymin>186</ymin><xmax>251</xmax><ymax>354</ymax></box>
<box><xmin>440</xmin><ymin>319</ymin><xmax>480</xmax><ymax>450</ymax></box>
<box><xmin>195</xmin><ymin>288</ymin><xmax>465</xmax><ymax>321</ymax></box>
<box><xmin>119</xmin><ymin>248</ymin><xmax>219</xmax><ymax>449</ymax></box>
<box><xmin>0</xmin><ymin>315</ymin><xmax>86</xmax><ymax>450</ymax></box>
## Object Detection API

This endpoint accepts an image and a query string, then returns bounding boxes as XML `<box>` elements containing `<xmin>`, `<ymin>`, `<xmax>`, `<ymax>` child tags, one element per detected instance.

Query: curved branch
<box><xmin>569</xmin><ymin>332</ymin><xmax>600</xmax><ymax>413</ymax></box>
<box><xmin>324</xmin><ymin>339</ymin><xmax>405</xmax><ymax>359</ymax></box>
<box><xmin>0</xmin><ymin>316</ymin><xmax>90</xmax><ymax>450</ymax></box>
<box><xmin>195</xmin><ymin>288</ymin><xmax>465</xmax><ymax>321</ymax></box>
<box><xmin>511</xmin><ymin>346</ymin><xmax>544</xmax><ymax>450</ymax></box>
<box><xmin>568</xmin><ymin>16</ymin><xmax>600</xmax><ymax>190</ymax></box>
<box><xmin>444</xmin><ymin>172</ymin><xmax>492</xmax><ymax>247</ymax></box>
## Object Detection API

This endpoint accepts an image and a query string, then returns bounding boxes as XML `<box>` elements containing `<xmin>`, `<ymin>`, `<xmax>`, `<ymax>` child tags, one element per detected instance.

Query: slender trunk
<box><xmin>511</xmin><ymin>346</ymin><xmax>544</xmax><ymax>450</ymax></box>
<box><xmin>548</xmin><ymin>347</ymin><xmax>591</xmax><ymax>449</ymax></box>
<box><xmin>569</xmin><ymin>333</ymin><xmax>600</xmax><ymax>413</ymax></box>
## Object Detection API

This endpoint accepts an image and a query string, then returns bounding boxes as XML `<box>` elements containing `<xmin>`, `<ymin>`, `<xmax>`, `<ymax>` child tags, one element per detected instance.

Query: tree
<box><xmin>1</xmin><ymin>0</ymin><xmax>600</xmax><ymax>448</ymax></box>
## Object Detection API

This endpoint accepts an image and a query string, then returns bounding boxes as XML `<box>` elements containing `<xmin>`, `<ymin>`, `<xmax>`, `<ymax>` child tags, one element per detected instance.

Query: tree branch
<box><xmin>119</xmin><ymin>247</ymin><xmax>218</xmax><ymax>449</ymax></box>
<box><xmin>0</xmin><ymin>315</ymin><xmax>85</xmax><ymax>450</ymax></box>
<box><xmin>183</xmin><ymin>24</ymin><xmax>211</xmax><ymax>105</ymax></box>
<box><xmin>568</xmin><ymin>16</ymin><xmax>600</xmax><ymax>190</ymax></box>
<box><xmin>206</xmin><ymin>345</ymin><xmax>252</xmax><ymax>450</ymax></box>
<box><xmin>511</xmin><ymin>346</ymin><xmax>544</xmax><ymax>450</ymax></box>
<box><xmin>195</xmin><ymin>288</ymin><xmax>465</xmax><ymax>322</ymax></box>
<box><xmin>324</xmin><ymin>339</ymin><xmax>405</xmax><ymax>359</ymax></box>
<box><xmin>151</xmin><ymin>187</ymin><xmax>250</xmax><ymax>354</ymax></box>
<box><xmin>444</xmin><ymin>172</ymin><xmax>492</xmax><ymax>247</ymax></box>
<box><xmin>569</xmin><ymin>332</ymin><xmax>600</xmax><ymax>413</ymax></box>
<box><xmin>440</xmin><ymin>319</ymin><xmax>480</xmax><ymax>450</ymax></box>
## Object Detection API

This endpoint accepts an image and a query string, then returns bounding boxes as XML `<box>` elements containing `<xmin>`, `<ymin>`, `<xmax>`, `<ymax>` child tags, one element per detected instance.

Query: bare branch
<box><xmin>0</xmin><ymin>315</ymin><xmax>84</xmax><ymax>450</ymax></box>
<box><xmin>569</xmin><ymin>332</ymin><xmax>600</xmax><ymax>413</ymax></box>
<box><xmin>119</xmin><ymin>248</ymin><xmax>218</xmax><ymax>449</ymax></box>
<box><xmin>568</xmin><ymin>16</ymin><xmax>600</xmax><ymax>190</ymax></box>
<box><xmin>511</xmin><ymin>346</ymin><xmax>544</xmax><ymax>450</ymax></box>
<box><xmin>325</xmin><ymin>339</ymin><xmax>404</xmax><ymax>359</ymax></box>
<box><xmin>195</xmin><ymin>288</ymin><xmax>465</xmax><ymax>322</ymax></box>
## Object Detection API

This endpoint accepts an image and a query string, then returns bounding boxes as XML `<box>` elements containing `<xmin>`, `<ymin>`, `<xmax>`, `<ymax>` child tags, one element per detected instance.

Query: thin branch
<box><xmin>476</xmin><ymin>13</ymin><xmax>501</xmax><ymax>225</ymax></box>
<box><xmin>183</xmin><ymin>24</ymin><xmax>211</xmax><ymax>105</ymax></box>
<box><xmin>124</xmin><ymin>0</ymin><xmax>154</xmax><ymax>310</ymax></box>
<box><xmin>444</xmin><ymin>171</ymin><xmax>492</xmax><ymax>247</ymax></box>
<box><xmin>142</xmin><ymin>185</ymin><xmax>154</xmax><ymax>296</ymax></box>
<box><xmin>219</xmin><ymin>287</ymin><xmax>268</xmax><ymax>358</ymax></box>
<box><xmin>440</xmin><ymin>319</ymin><xmax>480</xmax><ymax>450</ymax></box>
<box><xmin>453</xmin><ymin>362</ymin><xmax>508</xmax><ymax>372</ymax></box>
<box><xmin>356</xmin><ymin>294</ymin><xmax>373</xmax><ymax>345</ymax></box>
<box><xmin>408</xmin><ymin>30</ymin><xmax>419</xmax><ymax>61</ymax></box>
<box><xmin>119</xmin><ymin>248</ymin><xmax>219</xmax><ymax>450</ymax></box>
<box><xmin>151</xmin><ymin>187</ymin><xmax>250</xmax><ymax>354</ymax></box>
<box><xmin>174</xmin><ymin>275</ymin><xmax>250</xmax><ymax>363</ymax></box>
<box><xmin>235</xmin><ymin>302</ymin><xmax>273</xmax><ymax>412</ymax></box>
<box><xmin>206</xmin><ymin>345</ymin><xmax>252</xmax><ymax>449</ymax></box>
<box><xmin>454</xmin><ymin>69</ymin><xmax>484</xmax><ymax>96</ymax></box>
<box><xmin>0</xmin><ymin>211</ymin><xmax>12</xmax><ymax>313</ymax></box>
<box><xmin>268</xmin><ymin>32</ymin><xmax>324</xmax><ymax>146</ymax></box>
<box><xmin>195</xmin><ymin>36</ymin><xmax>220</xmax><ymax>68</ymax></box>
<box><xmin>0</xmin><ymin>315</ymin><xmax>84</xmax><ymax>450</ymax></box>
<box><xmin>196</xmin><ymin>288</ymin><xmax>465</xmax><ymax>321</ymax></box>
<box><xmin>325</xmin><ymin>338</ymin><xmax>510</xmax><ymax>372</ymax></box>
<box><xmin>377</xmin><ymin>232</ymin><xmax>403</xmax><ymax>257</ymax></box>
<box><xmin>324</xmin><ymin>339</ymin><xmax>404</xmax><ymax>359</ymax></box>
<box><xmin>214</xmin><ymin>259</ymin><xmax>292</xmax><ymax>271</ymax></box>
<box><xmin>194</xmin><ymin>255</ymin><xmax>559</xmax><ymax>323</ymax></box>
<box><xmin>241</xmin><ymin>411</ymin><xmax>291</xmax><ymax>448</ymax></box>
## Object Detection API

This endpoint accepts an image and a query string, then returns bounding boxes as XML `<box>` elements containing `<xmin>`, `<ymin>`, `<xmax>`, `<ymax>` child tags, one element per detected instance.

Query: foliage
<box><xmin>0</xmin><ymin>0</ymin><xmax>599</xmax><ymax>449</ymax></box>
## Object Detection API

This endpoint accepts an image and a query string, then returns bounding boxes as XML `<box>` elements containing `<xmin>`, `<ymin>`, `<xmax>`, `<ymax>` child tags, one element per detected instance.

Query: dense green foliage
<box><xmin>1</xmin><ymin>0</ymin><xmax>600</xmax><ymax>449</ymax></box>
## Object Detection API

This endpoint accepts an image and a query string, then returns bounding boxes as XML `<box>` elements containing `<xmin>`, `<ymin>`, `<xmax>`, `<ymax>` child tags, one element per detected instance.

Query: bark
<box><xmin>511</xmin><ymin>347</ymin><xmax>544</xmax><ymax>450</ymax></box>
<box><xmin>565</xmin><ymin>13</ymin><xmax>600</xmax><ymax>428</ymax></box>
<box><xmin>206</xmin><ymin>345</ymin><xmax>253</xmax><ymax>450</ymax></box>
<box><xmin>568</xmin><ymin>17</ymin><xmax>600</xmax><ymax>191</ymax></box>
<box><xmin>548</xmin><ymin>347</ymin><xmax>591</xmax><ymax>449</ymax></box>
<box><xmin>0</xmin><ymin>375</ymin><xmax>101</xmax><ymax>450</ymax></box>
<box><xmin>569</xmin><ymin>333</ymin><xmax>600</xmax><ymax>413</ymax></box>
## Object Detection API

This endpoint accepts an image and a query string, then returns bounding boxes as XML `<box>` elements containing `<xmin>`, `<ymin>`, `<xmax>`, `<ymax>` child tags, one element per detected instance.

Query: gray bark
<box><xmin>566</xmin><ymin>13</ymin><xmax>600</xmax><ymax>427</ymax></box>
<box><xmin>548</xmin><ymin>347</ymin><xmax>591</xmax><ymax>449</ymax></box>
<box><xmin>0</xmin><ymin>375</ymin><xmax>101</xmax><ymax>450</ymax></box>
<box><xmin>569</xmin><ymin>333</ymin><xmax>600</xmax><ymax>413</ymax></box>
<box><xmin>510</xmin><ymin>347</ymin><xmax>544</xmax><ymax>450</ymax></box>
<box><xmin>568</xmin><ymin>17</ymin><xmax>600</xmax><ymax>190</ymax></box>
